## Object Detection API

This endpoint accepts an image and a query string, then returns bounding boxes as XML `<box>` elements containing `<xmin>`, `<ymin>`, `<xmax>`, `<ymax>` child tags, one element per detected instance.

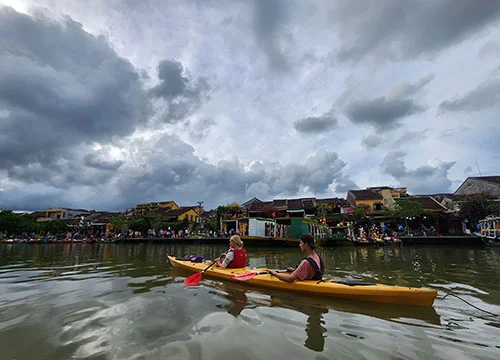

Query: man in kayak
<box><xmin>215</xmin><ymin>235</ymin><xmax>247</xmax><ymax>268</ymax></box>
<box><xmin>270</xmin><ymin>234</ymin><xmax>324</xmax><ymax>282</ymax></box>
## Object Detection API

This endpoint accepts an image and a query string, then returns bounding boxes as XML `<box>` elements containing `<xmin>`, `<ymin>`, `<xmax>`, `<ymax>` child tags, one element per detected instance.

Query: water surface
<box><xmin>1</xmin><ymin>243</ymin><xmax>499</xmax><ymax>359</ymax></box>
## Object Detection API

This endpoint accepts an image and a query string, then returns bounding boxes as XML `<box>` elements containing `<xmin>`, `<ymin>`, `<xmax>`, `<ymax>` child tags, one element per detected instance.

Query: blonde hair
<box><xmin>230</xmin><ymin>235</ymin><xmax>244</xmax><ymax>248</ymax></box>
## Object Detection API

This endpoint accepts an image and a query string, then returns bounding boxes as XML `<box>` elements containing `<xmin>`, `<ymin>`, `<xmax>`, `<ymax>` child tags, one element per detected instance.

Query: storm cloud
<box><xmin>344</xmin><ymin>76</ymin><xmax>432</xmax><ymax>131</ymax></box>
<box><xmin>150</xmin><ymin>60</ymin><xmax>210</xmax><ymax>123</ymax></box>
<box><xmin>0</xmin><ymin>7</ymin><xmax>151</xmax><ymax>170</ymax></box>
<box><xmin>253</xmin><ymin>0</ymin><xmax>290</xmax><ymax>72</ymax></box>
<box><xmin>0</xmin><ymin>2</ymin><xmax>499</xmax><ymax>212</ymax></box>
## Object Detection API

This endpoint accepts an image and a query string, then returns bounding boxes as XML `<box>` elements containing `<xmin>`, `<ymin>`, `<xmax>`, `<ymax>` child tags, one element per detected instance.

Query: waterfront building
<box><xmin>38</xmin><ymin>208</ymin><xmax>90</xmax><ymax>221</ymax></box>
<box><xmin>454</xmin><ymin>176</ymin><xmax>500</xmax><ymax>198</ymax></box>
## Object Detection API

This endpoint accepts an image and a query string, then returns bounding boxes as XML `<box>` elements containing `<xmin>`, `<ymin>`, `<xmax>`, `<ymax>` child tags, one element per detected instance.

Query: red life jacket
<box><xmin>227</xmin><ymin>249</ymin><xmax>247</xmax><ymax>268</ymax></box>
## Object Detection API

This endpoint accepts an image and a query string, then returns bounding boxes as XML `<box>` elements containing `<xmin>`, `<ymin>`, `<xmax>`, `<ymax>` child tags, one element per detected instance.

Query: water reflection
<box><xmin>177</xmin><ymin>272</ymin><xmax>442</xmax><ymax>352</ymax></box>
<box><xmin>1</xmin><ymin>243</ymin><xmax>499</xmax><ymax>359</ymax></box>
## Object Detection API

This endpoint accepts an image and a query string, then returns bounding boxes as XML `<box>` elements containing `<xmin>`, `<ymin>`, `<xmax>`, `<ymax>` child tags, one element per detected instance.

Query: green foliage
<box><xmin>314</xmin><ymin>203</ymin><xmax>332</xmax><ymax>220</ymax></box>
<box><xmin>43</xmin><ymin>220</ymin><xmax>69</xmax><ymax>235</ymax></box>
<box><xmin>158</xmin><ymin>218</ymin><xmax>189</xmax><ymax>232</ymax></box>
<box><xmin>395</xmin><ymin>200</ymin><xmax>423</xmax><ymax>219</ymax></box>
<box><xmin>458</xmin><ymin>194</ymin><xmax>498</xmax><ymax>223</ymax></box>
<box><xmin>488</xmin><ymin>201</ymin><xmax>500</xmax><ymax>215</ymax></box>
<box><xmin>0</xmin><ymin>210</ymin><xmax>29</xmax><ymax>235</ymax></box>
<box><xmin>110</xmin><ymin>215</ymin><xmax>128</xmax><ymax>234</ymax></box>
<box><xmin>128</xmin><ymin>217</ymin><xmax>150</xmax><ymax>233</ymax></box>
<box><xmin>353</xmin><ymin>205</ymin><xmax>368</xmax><ymax>221</ymax></box>
<box><xmin>216</xmin><ymin>204</ymin><xmax>240</xmax><ymax>223</ymax></box>
<box><xmin>203</xmin><ymin>218</ymin><xmax>218</xmax><ymax>232</ymax></box>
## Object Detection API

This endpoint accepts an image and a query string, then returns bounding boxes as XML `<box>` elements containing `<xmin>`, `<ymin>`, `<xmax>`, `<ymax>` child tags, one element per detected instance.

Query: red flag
<box><xmin>272</xmin><ymin>211</ymin><xmax>276</xmax><ymax>218</ymax></box>
<box><xmin>231</xmin><ymin>213</ymin><xmax>237</xmax><ymax>220</ymax></box>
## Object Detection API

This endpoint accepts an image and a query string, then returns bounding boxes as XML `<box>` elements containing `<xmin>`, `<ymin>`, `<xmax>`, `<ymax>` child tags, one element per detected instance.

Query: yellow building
<box><xmin>134</xmin><ymin>201</ymin><xmax>180</xmax><ymax>215</ymax></box>
<box><xmin>347</xmin><ymin>190</ymin><xmax>384</xmax><ymax>213</ymax></box>
<box><xmin>165</xmin><ymin>207</ymin><xmax>199</xmax><ymax>222</ymax></box>
<box><xmin>368</xmin><ymin>187</ymin><xmax>407</xmax><ymax>210</ymax></box>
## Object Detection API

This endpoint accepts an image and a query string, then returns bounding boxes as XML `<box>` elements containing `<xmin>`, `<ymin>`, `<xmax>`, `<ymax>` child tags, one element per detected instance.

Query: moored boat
<box><xmin>474</xmin><ymin>215</ymin><xmax>500</xmax><ymax>246</ymax></box>
<box><xmin>168</xmin><ymin>255</ymin><xmax>437</xmax><ymax>307</ymax></box>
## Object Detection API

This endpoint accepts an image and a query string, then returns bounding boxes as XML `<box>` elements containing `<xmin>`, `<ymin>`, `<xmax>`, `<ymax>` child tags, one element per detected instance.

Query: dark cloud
<box><xmin>149</xmin><ymin>60</ymin><xmax>210</xmax><ymax>123</ymax></box>
<box><xmin>381</xmin><ymin>151</ymin><xmax>455</xmax><ymax>194</ymax></box>
<box><xmin>362</xmin><ymin>134</ymin><xmax>383</xmax><ymax>149</ymax></box>
<box><xmin>84</xmin><ymin>154</ymin><xmax>124</xmax><ymax>171</ymax></box>
<box><xmin>439</xmin><ymin>78</ymin><xmax>500</xmax><ymax>112</ymax></box>
<box><xmin>344</xmin><ymin>75</ymin><xmax>432</xmax><ymax>131</ymax></box>
<box><xmin>0</xmin><ymin>7</ymin><xmax>151</xmax><ymax>171</ymax></box>
<box><xmin>293</xmin><ymin>114</ymin><xmax>337</xmax><ymax>133</ymax></box>
<box><xmin>149</xmin><ymin>60</ymin><xmax>188</xmax><ymax>99</ymax></box>
<box><xmin>345</xmin><ymin>97</ymin><xmax>425</xmax><ymax>130</ymax></box>
<box><xmin>333</xmin><ymin>1</ymin><xmax>500</xmax><ymax>62</ymax></box>
<box><xmin>253</xmin><ymin>0</ymin><xmax>290</xmax><ymax>71</ymax></box>
<box><xmin>0</xmin><ymin>134</ymin><xmax>354</xmax><ymax>211</ymax></box>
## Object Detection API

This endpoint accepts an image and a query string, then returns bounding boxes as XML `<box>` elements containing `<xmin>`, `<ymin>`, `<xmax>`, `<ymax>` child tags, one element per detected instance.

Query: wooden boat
<box><xmin>474</xmin><ymin>215</ymin><xmax>500</xmax><ymax>246</ymax></box>
<box><xmin>168</xmin><ymin>256</ymin><xmax>437</xmax><ymax>307</ymax></box>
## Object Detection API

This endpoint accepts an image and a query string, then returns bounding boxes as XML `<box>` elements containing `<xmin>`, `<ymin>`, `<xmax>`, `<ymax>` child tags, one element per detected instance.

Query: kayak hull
<box><xmin>168</xmin><ymin>256</ymin><xmax>437</xmax><ymax>307</ymax></box>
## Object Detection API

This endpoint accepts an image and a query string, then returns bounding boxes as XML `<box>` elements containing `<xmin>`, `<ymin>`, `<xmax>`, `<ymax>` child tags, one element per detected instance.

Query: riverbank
<box><xmin>0</xmin><ymin>235</ymin><xmax>486</xmax><ymax>246</ymax></box>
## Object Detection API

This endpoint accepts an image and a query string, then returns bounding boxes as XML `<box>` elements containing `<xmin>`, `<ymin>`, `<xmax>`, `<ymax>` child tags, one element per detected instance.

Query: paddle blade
<box><xmin>232</xmin><ymin>272</ymin><xmax>258</xmax><ymax>281</ymax></box>
<box><xmin>184</xmin><ymin>272</ymin><xmax>203</xmax><ymax>286</ymax></box>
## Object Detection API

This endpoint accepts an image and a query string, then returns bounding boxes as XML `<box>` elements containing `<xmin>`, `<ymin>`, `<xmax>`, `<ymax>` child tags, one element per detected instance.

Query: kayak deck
<box><xmin>168</xmin><ymin>256</ymin><xmax>437</xmax><ymax>307</ymax></box>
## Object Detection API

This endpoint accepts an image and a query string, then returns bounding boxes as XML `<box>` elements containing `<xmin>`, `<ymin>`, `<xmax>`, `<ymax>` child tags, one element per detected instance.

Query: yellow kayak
<box><xmin>168</xmin><ymin>256</ymin><xmax>437</xmax><ymax>307</ymax></box>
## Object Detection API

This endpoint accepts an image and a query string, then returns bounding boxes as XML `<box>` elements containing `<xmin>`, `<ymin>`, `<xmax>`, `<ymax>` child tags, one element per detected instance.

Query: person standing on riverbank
<box><xmin>270</xmin><ymin>234</ymin><xmax>324</xmax><ymax>282</ymax></box>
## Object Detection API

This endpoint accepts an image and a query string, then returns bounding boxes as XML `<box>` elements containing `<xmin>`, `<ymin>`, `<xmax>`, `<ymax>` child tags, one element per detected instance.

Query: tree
<box><xmin>315</xmin><ymin>203</ymin><xmax>332</xmax><ymax>222</ymax></box>
<box><xmin>395</xmin><ymin>199</ymin><xmax>423</xmax><ymax>231</ymax></box>
<box><xmin>0</xmin><ymin>210</ymin><xmax>24</xmax><ymax>236</ymax></box>
<box><xmin>110</xmin><ymin>215</ymin><xmax>128</xmax><ymax>235</ymax></box>
<box><xmin>458</xmin><ymin>194</ymin><xmax>495</xmax><ymax>223</ymax></box>
<box><xmin>353</xmin><ymin>205</ymin><xmax>369</xmax><ymax>221</ymax></box>
<box><xmin>128</xmin><ymin>217</ymin><xmax>150</xmax><ymax>234</ymax></box>
<box><xmin>216</xmin><ymin>204</ymin><xmax>240</xmax><ymax>231</ymax></box>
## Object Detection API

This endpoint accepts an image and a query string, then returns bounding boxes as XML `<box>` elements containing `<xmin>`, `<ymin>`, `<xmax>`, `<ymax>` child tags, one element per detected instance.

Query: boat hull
<box><xmin>168</xmin><ymin>256</ymin><xmax>437</xmax><ymax>307</ymax></box>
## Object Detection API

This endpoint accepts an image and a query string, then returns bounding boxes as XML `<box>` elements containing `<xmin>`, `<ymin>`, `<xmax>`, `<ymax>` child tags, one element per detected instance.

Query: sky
<box><xmin>0</xmin><ymin>0</ymin><xmax>499</xmax><ymax>211</ymax></box>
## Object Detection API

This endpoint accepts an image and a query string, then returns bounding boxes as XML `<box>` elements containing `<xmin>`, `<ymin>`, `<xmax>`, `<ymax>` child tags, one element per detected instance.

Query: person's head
<box><xmin>299</xmin><ymin>234</ymin><xmax>316</xmax><ymax>250</ymax></box>
<box><xmin>229</xmin><ymin>235</ymin><xmax>244</xmax><ymax>249</ymax></box>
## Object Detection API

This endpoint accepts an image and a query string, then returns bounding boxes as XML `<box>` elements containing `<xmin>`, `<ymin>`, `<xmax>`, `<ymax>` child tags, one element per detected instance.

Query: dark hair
<box><xmin>299</xmin><ymin>234</ymin><xmax>316</xmax><ymax>248</ymax></box>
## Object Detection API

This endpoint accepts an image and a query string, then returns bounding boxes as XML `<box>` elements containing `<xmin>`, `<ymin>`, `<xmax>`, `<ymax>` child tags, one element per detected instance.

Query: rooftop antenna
<box><xmin>474</xmin><ymin>158</ymin><xmax>482</xmax><ymax>176</ymax></box>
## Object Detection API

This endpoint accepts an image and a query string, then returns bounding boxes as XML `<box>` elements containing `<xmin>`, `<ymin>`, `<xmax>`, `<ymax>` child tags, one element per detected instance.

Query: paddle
<box><xmin>232</xmin><ymin>270</ymin><xmax>288</xmax><ymax>281</ymax></box>
<box><xmin>184</xmin><ymin>252</ymin><xmax>227</xmax><ymax>286</ymax></box>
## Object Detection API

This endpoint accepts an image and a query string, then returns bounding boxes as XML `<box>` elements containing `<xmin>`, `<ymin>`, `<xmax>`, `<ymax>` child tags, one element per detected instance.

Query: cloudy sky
<box><xmin>1</xmin><ymin>0</ymin><xmax>499</xmax><ymax>211</ymax></box>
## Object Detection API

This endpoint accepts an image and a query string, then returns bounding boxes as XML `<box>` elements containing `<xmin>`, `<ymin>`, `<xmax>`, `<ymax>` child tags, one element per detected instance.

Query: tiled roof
<box><xmin>84</xmin><ymin>212</ymin><xmax>120</xmax><ymax>222</ymax></box>
<box><xmin>471</xmin><ymin>176</ymin><xmax>500</xmax><ymax>184</ymax></box>
<box><xmin>350</xmin><ymin>189</ymin><xmax>383</xmax><ymax>200</ymax></box>
<box><xmin>248</xmin><ymin>201</ymin><xmax>273</xmax><ymax>212</ymax></box>
<box><xmin>302</xmin><ymin>198</ymin><xmax>316</xmax><ymax>210</ymax></box>
<box><xmin>399</xmin><ymin>196</ymin><xmax>448</xmax><ymax>211</ymax></box>
<box><xmin>165</xmin><ymin>207</ymin><xmax>197</xmax><ymax>216</ymax></box>
<box><xmin>317</xmin><ymin>198</ymin><xmax>351</xmax><ymax>207</ymax></box>
<box><xmin>368</xmin><ymin>186</ymin><xmax>393</xmax><ymax>190</ymax></box>
<box><xmin>287</xmin><ymin>198</ymin><xmax>303</xmax><ymax>210</ymax></box>
<box><xmin>246</xmin><ymin>197</ymin><xmax>350</xmax><ymax>212</ymax></box>
<box><xmin>272</xmin><ymin>199</ymin><xmax>287</xmax><ymax>208</ymax></box>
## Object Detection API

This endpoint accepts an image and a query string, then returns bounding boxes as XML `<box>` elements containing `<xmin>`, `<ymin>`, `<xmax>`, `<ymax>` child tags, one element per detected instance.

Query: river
<box><xmin>1</xmin><ymin>243</ymin><xmax>499</xmax><ymax>359</ymax></box>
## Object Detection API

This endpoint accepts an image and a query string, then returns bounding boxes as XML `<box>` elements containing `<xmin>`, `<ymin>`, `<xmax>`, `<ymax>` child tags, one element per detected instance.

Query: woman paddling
<box><xmin>270</xmin><ymin>234</ymin><xmax>324</xmax><ymax>282</ymax></box>
<box><xmin>215</xmin><ymin>235</ymin><xmax>247</xmax><ymax>268</ymax></box>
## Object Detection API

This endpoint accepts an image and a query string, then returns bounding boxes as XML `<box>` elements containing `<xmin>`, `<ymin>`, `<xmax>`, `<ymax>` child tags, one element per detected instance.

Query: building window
<box><xmin>373</xmin><ymin>203</ymin><xmax>383</xmax><ymax>211</ymax></box>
